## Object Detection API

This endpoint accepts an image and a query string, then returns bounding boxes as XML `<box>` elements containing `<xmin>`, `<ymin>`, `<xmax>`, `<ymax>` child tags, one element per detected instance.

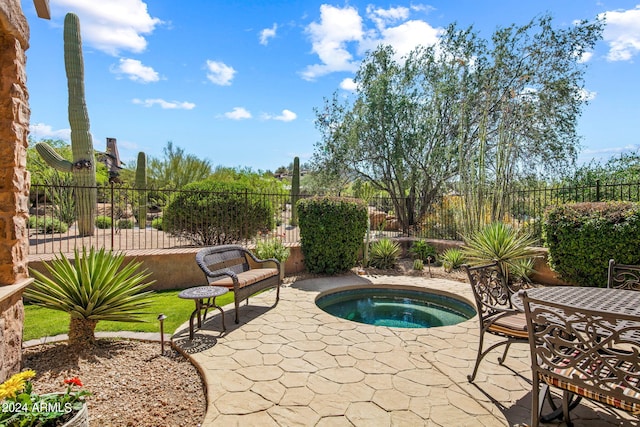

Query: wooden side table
<box><xmin>178</xmin><ymin>286</ymin><xmax>228</xmax><ymax>340</ymax></box>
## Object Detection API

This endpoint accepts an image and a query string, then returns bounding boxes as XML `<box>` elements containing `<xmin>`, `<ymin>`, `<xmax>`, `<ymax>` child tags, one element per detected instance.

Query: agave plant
<box><xmin>461</xmin><ymin>222</ymin><xmax>537</xmax><ymax>284</ymax></box>
<box><xmin>440</xmin><ymin>248</ymin><xmax>467</xmax><ymax>273</ymax></box>
<box><xmin>26</xmin><ymin>247</ymin><xmax>155</xmax><ymax>348</ymax></box>
<box><xmin>368</xmin><ymin>238</ymin><xmax>401</xmax><ymax>270</ymax></box>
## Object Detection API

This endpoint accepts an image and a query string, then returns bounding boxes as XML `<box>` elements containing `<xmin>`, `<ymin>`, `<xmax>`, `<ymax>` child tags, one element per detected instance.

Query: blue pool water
<box><xmin>316</xmin><ymin>287</ymin><xmax>475</xmax><ymax>328</ymax></box>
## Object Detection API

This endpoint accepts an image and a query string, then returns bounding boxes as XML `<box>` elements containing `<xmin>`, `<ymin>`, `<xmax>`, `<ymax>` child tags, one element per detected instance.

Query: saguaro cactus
<box><xmin>35</xmin><ymin>13</ymin><xmax>96</xmax><ymax>236</ymax></box>
<box><xmin>290</xmin><ymin>156</ymin><xmax>300</xmax><ymax>226</ymax></box>
<box><xmin>135</xmin><ymin>152</ymin><xmax>147</xmax><ymax>228</ymax></box>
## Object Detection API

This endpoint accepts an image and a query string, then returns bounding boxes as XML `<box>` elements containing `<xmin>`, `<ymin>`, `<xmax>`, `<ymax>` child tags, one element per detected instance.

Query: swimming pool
<box><xmin>315</xmin><ymin>286</ymin><xmax>476</xmax><ymax>328</ymax></box>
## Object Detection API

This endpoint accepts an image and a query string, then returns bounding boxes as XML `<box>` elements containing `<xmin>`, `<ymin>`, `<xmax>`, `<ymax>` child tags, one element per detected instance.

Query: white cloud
<box><xmin>302</xmin><ymin>4</ymin><xmax>443</xmax><ymax>80</ymax></box>
<box><xmin>366</xmin><ymin>5</ymin><xmax>409</xmax><ymax>31</ymax></box>
<box><xmin>132</xmin><ymin>98</ymin><xmax>195</xmax><ymax>109</ymax></box>
<box><xmin>579</xmin><ymin>88</ymin><xmax>597</xmax><ymax>102</ymax></box>
<box><xmin>52</xmin><ymin>0</ymin><xmax>163</xmax><ymax>56</ymax></box>
<box><xmin>260</xmin><ymin>23</ymin><xmax>278</xmax><ymax>45</ymax></box>
<box><xmin>224</xmin><ymin>107</ymin><xmax>252</xmax><ymax>120</ymax></box>
<box><xmin>263</xmin><ymin>109</ymin><xmax>297</xmax><ymax>122</ymax></box>
<box><xmin>29</xmin><ymin>123</ymin><xmax>71</xmax><ymax>141</ymax></box>
<box><xmin>302</xmin><ymin>5</ymin><xmax>364</xmax><ymax>80</ymax></box>
<box><xmin>599</xmin><ymin>6</ymin><xmax>640</xmax><ymax>61</ymax></box>
<box><xmin>111</xmin><ymin>58</ymin><xmax>160</xmax><ymax>83</ymax></box>
<box><xmin>205</xmin><ymin>60</ymin><xmax>236</xmax><ymax>86</ymax></box>
<box><xmin>340</xmin><ymin>78</ymin><xmax>357</xmax><ymax>91</ymax></box>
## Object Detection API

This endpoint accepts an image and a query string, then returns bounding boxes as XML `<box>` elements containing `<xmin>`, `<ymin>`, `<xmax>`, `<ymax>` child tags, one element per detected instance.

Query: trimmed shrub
<box><xmin>95</xmin><ymin>215</ymin><xmax>112</xmax><ymax>229</ymax></box>
<box><xmin>369</xmin><ymin>238</ymin><xmax>401</xmax><ymax>269</ymax></box>
<box><xmin>409</xmin><ymin>239</ymin><xmax>438</xmax><ymax>263</ymax></box>
<box><xmin>116</xmin><ymin>219</ymin><xmax>135</xmax><ymax>229</ymax></box>
<box><xmin>544</xmin><ymin>201</ymin><xmax>640</xmax><ymax>287</ymax></box>
<box><xmin>28</xmin><ymin>217</ymin><xmax>68</xmax><ymax>234</ymax></box>
<box><xmin>163</xmin><ymin>180</ymin><xmax>274</xmax><ymax>245</ymax></box>
<box><xmin>151</xmin><ymin>217</ymin><xmax>163</xmax><ymax>230</ymax></box>
<box><xmin>298</xmin><ymin>196</ymin><xmax>368</xmax><ymax>274</ymax></box>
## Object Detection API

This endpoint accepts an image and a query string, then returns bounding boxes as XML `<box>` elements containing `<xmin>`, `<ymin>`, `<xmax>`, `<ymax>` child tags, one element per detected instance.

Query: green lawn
<box><xmin>23</xmin><ymin>289</ymin><xmax>235</xmax><ymax>341</ymax></box>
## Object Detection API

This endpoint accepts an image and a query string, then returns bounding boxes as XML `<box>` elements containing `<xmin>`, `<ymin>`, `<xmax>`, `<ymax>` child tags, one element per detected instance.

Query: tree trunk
<box><xmin>68</xmin><ymin>317</ymin><xmax>97</xmax><ymax>347</ymax></box>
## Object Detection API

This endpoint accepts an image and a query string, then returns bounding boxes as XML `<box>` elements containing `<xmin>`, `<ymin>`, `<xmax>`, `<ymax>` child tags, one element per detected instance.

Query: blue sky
<box><xmin>24</xmin><ymin>0</ymin><xmax>640</xmax><ymax>172</ymax></box>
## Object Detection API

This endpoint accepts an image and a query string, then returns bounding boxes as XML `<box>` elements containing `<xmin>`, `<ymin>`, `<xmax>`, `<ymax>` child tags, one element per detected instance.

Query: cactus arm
<box><xmin>291</xmin><ymin>156</ymin><xmax>300</xmax><ymax>226</ymax></box>
<box><xmin>64</xmin><ymin>12</ymin><xmax>97</xmax><ymax>236</ymax></box>
<box><xmin>136</xmin><ymin>152</ymin><xmax>147</xmax><ymax>228</ymax></box>
<box><xmin>35</xmin><ymin>142</ymin><xmax>74</xmax><ymax>172</ymax></box>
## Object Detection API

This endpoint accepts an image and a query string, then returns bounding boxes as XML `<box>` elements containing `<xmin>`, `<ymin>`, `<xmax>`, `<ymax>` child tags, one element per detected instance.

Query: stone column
<box><xmin>0</xmin><ymin>0</ymin><xmax>34</xmax><ymax>382</ymax></box>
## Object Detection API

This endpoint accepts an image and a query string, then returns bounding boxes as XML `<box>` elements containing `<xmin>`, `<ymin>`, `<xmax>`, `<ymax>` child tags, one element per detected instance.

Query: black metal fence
<box><xmin>28</xmin><ymin>180</ymin><xmax>640</xmax><ymax>254</ymax></box>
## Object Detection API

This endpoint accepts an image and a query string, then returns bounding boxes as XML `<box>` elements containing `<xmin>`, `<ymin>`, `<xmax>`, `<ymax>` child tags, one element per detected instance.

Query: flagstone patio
<box><xmin>172</xmin><ymin>274</ymin><xmax>637</xmax><ymax>426</ymax></box>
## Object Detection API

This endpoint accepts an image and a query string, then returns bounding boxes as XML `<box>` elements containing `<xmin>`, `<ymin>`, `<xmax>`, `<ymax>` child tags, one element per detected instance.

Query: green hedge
<box><xmin>163</xmin><ymin>180</ymin><xmax>274</xmax><ymax>245</ymax></box>
<box><xmin>298</xmin><ymin>196</ymin><xmax>368</xmax><ymax>274</ymax></box>
<box><xmin>544</xmin><ymin>201</ymin><xmax>640</xmax><ymax>287</ymax></box>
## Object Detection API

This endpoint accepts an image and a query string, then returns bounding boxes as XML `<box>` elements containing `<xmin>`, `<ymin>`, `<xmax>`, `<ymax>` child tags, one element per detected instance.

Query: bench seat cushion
<box><xmin>540</xmin><ymin>349</ymin><xmax>640</xmax><ymax>413</ymax></box>
<box><xmin>212</xmin><ymin>268</ymin><xmax>278</xmax><ymax>289</ymax></box>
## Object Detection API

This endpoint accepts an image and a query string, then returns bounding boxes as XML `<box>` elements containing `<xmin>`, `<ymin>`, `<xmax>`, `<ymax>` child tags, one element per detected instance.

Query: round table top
<box><xmin>178</xmin><ymin>286</ymin><xmax>229</xmax><ymax>300</ymax></box>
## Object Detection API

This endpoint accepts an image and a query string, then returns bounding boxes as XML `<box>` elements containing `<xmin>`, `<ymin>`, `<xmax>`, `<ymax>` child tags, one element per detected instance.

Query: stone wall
<box><xmin>0</xmin><ymin>0</ymin><xmax>31</xmax><ymax>382</ymax></box>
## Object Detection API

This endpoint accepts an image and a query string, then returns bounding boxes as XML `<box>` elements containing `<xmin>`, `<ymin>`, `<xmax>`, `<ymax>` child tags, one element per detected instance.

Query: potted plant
<box><xmin>0</xmin><ymin>370</ymin><xmax>90</xmax><ymax>426</ymax></box>
<box><xmin>254</xmin><ymin>236</ymin><xmax>290</xmax><ymax>280</ymax></box>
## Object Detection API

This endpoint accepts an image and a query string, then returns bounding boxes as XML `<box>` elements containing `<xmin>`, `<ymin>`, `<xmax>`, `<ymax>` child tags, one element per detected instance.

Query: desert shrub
<box><xmin>462</xmin><ymin>222</ymin><xmax>537</xmax><ymax>284</ymax></box>
<box><xmin>413</xmin><ymin>258</ymin><xmax>424</xmax><ymax>271</ymax></box>
<box><xmin>254</xmin><ymin>238</ymin><xmax>290</xmax><ymax>263</ymax></box>
<box><xmin>369</xmin><ymin>238</ymin><xmax>401</xmax><ymax>269</ymax></box>
<box><xmin>298</xmin><ymin>196</ymin><xmax>368</xmax><ymax>274</ymax></box>
<box><xmin>440</xmin><ymin>248</ymin><xmax>466</xmax><ymax>272</ymax></box>
<box><xmin>409</xmin><ymin>239</ymin><xmax>438</xmax><ymax>263</ymax></box>
<box><xmin>117</xmin><ymin>219</ymin><xmax>135</xmax><ymax>229</ymax></box>
<box><xmin>544</xmin><ymin>201</ymin><xmax>640</xmax><ymax>287</ymax></box>
<box><xmin>163</xmin><ymin>180</ymin><xmax>274</xmax><ymax>245</ymax></box>
<box><xmin>95</xmin><ymin>216</ymin><xmax>112</xmax><ymax>229</ymax></box>
<box><xmin>151</xmin><ymin>218</ymin><xmax>163</xmax><ymax>230</ymax></box>
<box><xmin>28</xmin><ymin>217</ymin><xmax>68</xmax><ymax>234</ymax></box>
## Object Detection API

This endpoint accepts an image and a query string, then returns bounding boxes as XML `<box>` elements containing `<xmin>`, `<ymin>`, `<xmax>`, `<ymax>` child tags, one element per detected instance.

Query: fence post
<box><xmin>596</xmin><ymin>179</ymin><xmax>601</xmax><ymax>202</ymax></box>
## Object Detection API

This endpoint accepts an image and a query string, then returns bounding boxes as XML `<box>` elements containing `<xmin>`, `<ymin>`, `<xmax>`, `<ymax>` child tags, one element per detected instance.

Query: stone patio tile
<box><xmin>237</xmin><ymin>365</ymin><xmax>284</xmax><ymax>382</ymax></box>
<box><xmin>307</xmin><ymin>373</ymin><xmax>342</xmax><ymax>394</ymax></box>
<box><xmin>363</xmin><ymin>373</ymin><xmax>394</xmax><ymax>390</ymax></box>
<box><xmin>214</xmin><ymin>390</ymin><xmax>273</xmax><ymax>415</ymax></box>
<box><xmin>303</xmin><ymin>350</ymin><xmax>340</xmax><ymax>369</ymax></box>
<box><xmin>251</xmin><ymin>381</ymin><xmax>286</xmax><ymax>404</ymax></box>
<box><xmin>316</xmin><ymin>416</ymin><xmax>354</xmax><ymax>426</ymax></box>
<box><xmin>309</xmin><ymin>393</ymin><xmax>352</xmax><ymax>417</ymax></box>
<box><xmin>268</xmin><ymin>405</ymin><xmax>321</xmax><ymax>427</ymax></box>
<box><xmin>230</xmin><ymin>348</ymin><xmax>264</xmax><ymax>367</ymax></box>
<box><xmin>210</xmin><ymin>411</ymin><xmax>280</xmax><ymax>426</ymax></box>
<box><xmin>372</xmin><ymin>389</ymin><xmax>411</xmax><ymax>411</ymax></box>
<box><xmin>345</xmin><ymin>401</ymin><xmax>391</xmax><ymax>427</ymax></box>
<box><xmin>279</xmin><ymin>386</ymin><xmax>315</xmax><ymax>406</ymax></box>
<box><xmin>389</xmin><ymin>410</ymin><xmax>427</xmax><ymax>426</ymax></box>
<box><xmin>318</xmin><ymin>367</ymin><xmax>366</xmax><ymax>384</ymax></box>
<box><xmin>278</xmin><ymin>372</ymin><xmax>310</xmax><ymax>388</ymax></box>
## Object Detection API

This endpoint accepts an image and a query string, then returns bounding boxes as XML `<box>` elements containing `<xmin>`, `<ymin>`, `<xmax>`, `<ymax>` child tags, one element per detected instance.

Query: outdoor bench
<box><xmin>195</xmin><ymin>244</ymin><xmax>281</xmax><ymax>324</ymax></box>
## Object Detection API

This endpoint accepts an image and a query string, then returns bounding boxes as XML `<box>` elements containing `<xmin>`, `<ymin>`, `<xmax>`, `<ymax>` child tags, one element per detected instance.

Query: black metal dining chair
<box><xmin>462</xmin><ymin>262</ymin><xmax>529</xmax><ymax>383</ymax></box>
<box><xmin>607</xmin><ymin>259</ymin><xmax>640</xmax><ymax>290</ymax></box>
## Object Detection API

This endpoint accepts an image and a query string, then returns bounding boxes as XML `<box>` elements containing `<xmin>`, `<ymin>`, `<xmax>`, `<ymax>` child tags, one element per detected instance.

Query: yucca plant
<box><xmin>440</xmin><ymin>248</ymin><xmax>466</xmax><ymax>273</ymax></box>
<box><xmin>461</xmin><ymin>222</ymin><xmax>537</xmax><ymax>284</ymax></box>
<box><xmin>368</xmin><ymin>238</ymin><xmax>401</xmax><ymax>269</ymax></box>
<box><xmin>26</xmin><ymin>247</ymin><xmax>155</xmax><ymax>348</ymax></box>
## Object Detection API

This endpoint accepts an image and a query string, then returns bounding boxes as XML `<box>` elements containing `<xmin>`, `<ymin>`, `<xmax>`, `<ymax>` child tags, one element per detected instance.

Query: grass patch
<box><xmin>23</xmin><ymin>289</ymin><xmax>235</xmax><ymax>341</ymax></box>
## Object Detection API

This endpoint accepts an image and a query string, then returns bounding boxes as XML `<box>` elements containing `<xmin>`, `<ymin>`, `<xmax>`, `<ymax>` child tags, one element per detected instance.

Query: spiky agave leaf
<box><xmin>461</xmin><ymin>222</ymin><xmax>537</xmax><ymax>283</ymax></box>
<box><xmin>26</xmin><ymin>247</ymin><xmax>155</xmax><ymax>322</ymax></box>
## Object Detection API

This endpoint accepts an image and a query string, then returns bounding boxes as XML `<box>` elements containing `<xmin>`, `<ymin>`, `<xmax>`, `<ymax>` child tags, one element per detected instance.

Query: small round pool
<box><xmin>316</xmin><ymin>286</ymin><xmax>475</xmax><ymax>328</ymax></box>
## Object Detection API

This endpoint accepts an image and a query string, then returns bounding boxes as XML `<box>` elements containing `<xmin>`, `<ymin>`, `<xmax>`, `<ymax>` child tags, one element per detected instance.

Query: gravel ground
<box><xmin>22</xmin><ymin>339</ymin><xmax>206</xmax><ymax>427</ymax></box>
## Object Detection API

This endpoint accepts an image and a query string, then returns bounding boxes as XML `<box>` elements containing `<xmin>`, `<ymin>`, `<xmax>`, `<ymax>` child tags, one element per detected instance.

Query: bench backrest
<box><xmin>197</xmin><ymin>246</ymin><xmax>249</xmax><ymax>283</ymax></box>
<box><xmin>608</xmin><ymin>259</ymin><xmax>640</xmax><ymax>290</ymax></box>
